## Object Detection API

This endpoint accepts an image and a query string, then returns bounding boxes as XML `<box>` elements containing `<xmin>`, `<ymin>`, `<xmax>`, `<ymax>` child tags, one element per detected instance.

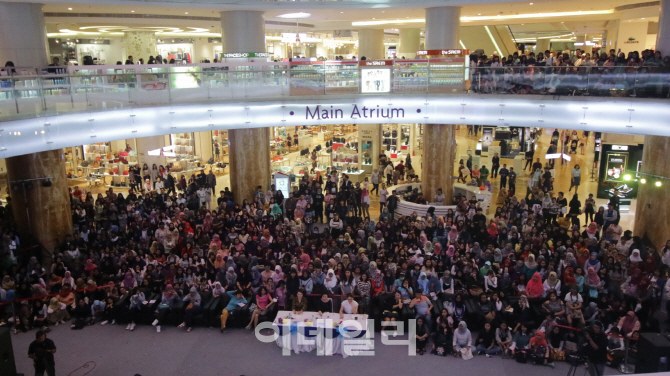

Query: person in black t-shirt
<box><xmin>582</xmin><ymin>321</ymin><xmax>608</xmax><ymax>376</ymax></box>
<box><xmin>28</xmin><ymin>330</ymin><xmax>57</xmax><ymax>376</ymax></box>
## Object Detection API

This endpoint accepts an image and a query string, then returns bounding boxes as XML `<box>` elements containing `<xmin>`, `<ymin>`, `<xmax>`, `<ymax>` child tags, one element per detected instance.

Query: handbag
<box><xmin>460</xmin><ymin>347</ymin><xmax>474</xmax><ymax>360</ymax></box>
<box><xmin>550</xmin><ymin>348</ymin><xmax>565</xmax><ymax>361</ymax></box>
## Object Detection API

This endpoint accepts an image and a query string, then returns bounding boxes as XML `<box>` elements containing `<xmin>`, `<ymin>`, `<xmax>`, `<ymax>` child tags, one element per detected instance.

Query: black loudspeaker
<box><xmin>0</xmin><ymin>328</ymin><xmax>17</xmax><ymax>376</ymax></box>
<box><xmin>635</xmin><ymin>332</ymin><xmax>670</xmax><ymax>373</ymax></box>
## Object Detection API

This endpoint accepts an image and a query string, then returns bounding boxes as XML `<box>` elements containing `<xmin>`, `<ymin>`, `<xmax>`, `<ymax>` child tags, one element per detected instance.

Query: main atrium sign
<box><xmin>303</xmin><ymin>104</ymin><xmax>408</xmax><ymax>120</ymax></box>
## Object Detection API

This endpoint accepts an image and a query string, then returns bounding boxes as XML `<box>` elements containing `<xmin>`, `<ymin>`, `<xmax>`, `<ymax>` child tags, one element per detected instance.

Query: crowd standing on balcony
<box><xmin>470</xmin><ymin>48</ymin><xmax>670</xmax><ymax>97</ymax></box>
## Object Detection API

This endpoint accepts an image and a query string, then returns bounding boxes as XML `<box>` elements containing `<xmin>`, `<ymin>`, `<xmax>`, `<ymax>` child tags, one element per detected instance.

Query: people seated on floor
<box><xmin>0</xmin><ymin>158</ymin><xmax>667</xmax><ymax>375</ymax></box>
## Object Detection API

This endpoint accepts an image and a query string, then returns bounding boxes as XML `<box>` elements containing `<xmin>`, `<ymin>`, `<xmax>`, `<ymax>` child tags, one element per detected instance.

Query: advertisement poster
<box><xmin>482</xmin><ymin>127</ymin><xmax>493</xmax><ymax>152</ymax></box>
<box><xmin>605</xmin><ymin>153</ymin><xmax>628</xmax><ymax>182</ymax></box>
<box><xmin>274</xmin><ymin>173</ymin><xmax>291</xmax><ymax>199</ymax></box>
<box><xmin>361</xmin><ymin>68</ymin><xmax>390</xmax><ymax>93</ymax></box>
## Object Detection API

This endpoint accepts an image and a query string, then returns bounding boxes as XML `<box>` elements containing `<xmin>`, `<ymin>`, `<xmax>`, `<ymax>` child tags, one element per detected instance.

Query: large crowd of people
<box><xmin>469</xmin><ymin>48</ymin><xmax>670</xmax><ymax>97</ymax></box>
<box><xmin>0</xmin><ymin>113</ymin><xmax>669</xmax><ymax>374</ymax></box>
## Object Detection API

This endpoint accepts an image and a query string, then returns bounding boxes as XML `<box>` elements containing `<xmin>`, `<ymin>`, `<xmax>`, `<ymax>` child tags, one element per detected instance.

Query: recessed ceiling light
<box><xmin>341</xmin><ymin>11</ymin><xmax>344</xmax><ymax>13</ymax></box>
<box><xmin>372</xmin><ymin>18</ymin><xmax>375</xmax><ymax>19</ymax></box>
<box><xmin>478</xmin><ymin>13</ymin><xmax>482</xmax><ymax>15</ymax></box>
<box><xmin>530</xmin><ymin>2</ymin><xmax>533</xmax><ymax>4</ymax></box>
<box><xmin>277</xmin><ymin>12</ymin><xmax>311</xmax><ymax>19</ymax></box>
<box><xmin>68</xmin><ymin>7</ymin><xmax>72</xmax><ymax>10</ymax></box>
<box><xmin>185</xmin><ymin>12</ymin><xmax>188</xmax><ymax>14</ymax></box>
<box><xmin>641</xmin><ymin>17</ymin><xmax>645</xmax><ymax>19</ymax></box>
<box><xmin>131</xmin><ymin>10</ymin><xmax>135</xmax><ymax>12</ymax></box>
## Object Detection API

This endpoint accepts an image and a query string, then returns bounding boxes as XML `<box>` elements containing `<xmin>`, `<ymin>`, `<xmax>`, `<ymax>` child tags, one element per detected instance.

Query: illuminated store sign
<box><xmin>222</xmin><ymin>52</ymin><xmax>270</xmax><ymax>58</ymax></box>
<box><xmin>416</xmin><ymin>49</ymin><xmax>464</xmax><ymax>56</ymax></box>
<box><xmin>305</xmin><ymin>104</ymin><xmax>405</xmax><ymax>120</ymax></box>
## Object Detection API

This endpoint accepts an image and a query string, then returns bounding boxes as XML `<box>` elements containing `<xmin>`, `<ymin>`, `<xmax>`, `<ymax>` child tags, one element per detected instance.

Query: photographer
<box><xmin>582</xmin><ymin>321</ymin><xmax>608</xmax><ymax>376</ymax></box>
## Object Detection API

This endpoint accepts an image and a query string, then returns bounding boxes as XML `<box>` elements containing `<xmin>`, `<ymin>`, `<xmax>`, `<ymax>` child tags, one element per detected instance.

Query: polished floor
<box><xmin>9</xmin><ymin>323</ymin><xmax>624</xmax><ymax>376</ymax></box>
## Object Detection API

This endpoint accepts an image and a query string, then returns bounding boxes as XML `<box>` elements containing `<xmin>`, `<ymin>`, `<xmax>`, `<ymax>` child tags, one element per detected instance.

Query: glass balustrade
<box><xmin>0</xmin><ymin>62</ymin><xmax>668</xmax><ymax>122</ymax></box>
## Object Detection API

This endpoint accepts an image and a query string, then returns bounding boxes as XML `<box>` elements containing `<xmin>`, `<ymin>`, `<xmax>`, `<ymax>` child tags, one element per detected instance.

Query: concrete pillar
<box><xmin>221</xmin><ymin>10</ymin><xmax>266</xmax><ymax>53</ymax></box>
<box><xmin>422</xmin><ymin>124</ymin><xmax>456</xmax><ymax>205</ymax></box>
<box><xmin>535</xmin><ymin>39</ymin><xmax>550</xmax><ymax>54</ymax></box>
<box><xmin>194</xmin><ymin>131</ymin><xmax>213</xmax><ymax>162</ymax></box>
<box><xmin>0</xmin><ymin>2</ymin><xmax>48</xmax><ymax>66</ymax></box>
<box><xmin>136</xmin><ymin>135</ymin><xmax>167</xmax><ymax>169</ymax></box>
<box><xmin>398</xmin><ymin>28</ymin><xmax>421</xmax><ymax>59</ymax></box>
<box><xmin>123</xmin><ymin>31</ymin><xmax>157</xmax><ymax>62</ymax></box>
<box><xmin>575</xmin><ymin>35</ymin><xmax>592</xmax><ymax>55</ymax></box>
<box><xmin>357</xmin><ymin>29</ymin><xmax>385</xmax><ymax>60</ymax></box>
<box><xmin>658</xmin><ymin>0</ymin><xmax>670</xmax><ymax>55</ymax></box>
<box><xmin>6</xmin><ymin>150</ymin><xmax>72</xmax><ymax>255</ymax></box>
<box><xmin>228</xmin><ymin>128</ymin><xmax>271</xmax><ymax>202</ymax></box>
<box><xmin>425</xmin><ymin>6</ymin><xmax>461</xmax><ymax>49</ymax></box>
<box><xmin>221</xmin><ymin>10</ymin><xmax>270</xmax><ymax>201</ymax></box>
<box><xmin>634</xmin><ymin>135</ymin><xmax>670</xmax><ymax>249</ymax></box>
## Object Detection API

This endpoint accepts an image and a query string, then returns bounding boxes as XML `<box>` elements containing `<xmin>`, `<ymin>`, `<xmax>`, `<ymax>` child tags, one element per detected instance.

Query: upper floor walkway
<box><xmin>0</xmin><ymin>60</ymin><xmax>668</xmax><ymax>157</ymax></box>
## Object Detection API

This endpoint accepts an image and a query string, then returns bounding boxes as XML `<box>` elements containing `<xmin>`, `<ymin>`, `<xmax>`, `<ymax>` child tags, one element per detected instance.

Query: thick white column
<box><xmin>136</xmin><ymin>135</ymin><xmax>167</xmax><ymax>168</ymax></box>
<box><xmin>357</xmin><ymin>29</ymin><xmax>385</xmax><ymax>60</ymax></box>
<box><xmin>221</xmin><ymin>11</ymin><xmax>266</xmax><ymax>53</ymax></box>
<box><xmin>658</xmin><ymin>0</ymin><xmax>670</xmax><ymax>54</ymax></box>
<box><xmin>575</xmin><ymin>35</ymin><xmax>592</xmax><ymax>55</ymax></box>
<box><xmin>535</xmin><ymin>39</ymin><xmax>550</xmax><ymax>54</ymax></box>
<box><xmin>425</xmin><ymin>6</ymin><xmax>461</xmax><ymax>49</ymax></box>
<box><xmin>0</xmin><ymin>2</ymin><xmax>48</xmax><ymax>65</ymax></box>
<box><xmin>398</xmin><ymin>28</ymin><xmax>421</xmax><ymax>59</ymax></box>
<box><xmin>123</xmin><ymin>31</ymin><xmax>157</xmax><ymax>62</ymax></box>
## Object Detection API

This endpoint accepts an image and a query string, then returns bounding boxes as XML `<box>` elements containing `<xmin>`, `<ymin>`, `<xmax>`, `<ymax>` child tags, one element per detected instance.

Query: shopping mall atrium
<box><xmin>0</xmin><ymin>0</ymin><xmax>669</xmax><ymax>375</ymax></box>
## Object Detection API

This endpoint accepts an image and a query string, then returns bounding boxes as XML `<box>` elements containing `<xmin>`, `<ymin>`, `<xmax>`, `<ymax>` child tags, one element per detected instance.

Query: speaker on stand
<box><xmin>0</xmin><ymin>328</ymin><xmax>18</xmax><ymax>376</ymax></box>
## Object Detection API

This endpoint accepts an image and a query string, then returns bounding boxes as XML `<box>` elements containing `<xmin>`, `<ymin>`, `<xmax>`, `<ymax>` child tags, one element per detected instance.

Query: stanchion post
<box><xmin>619</xmin><ymin>335</ymin><xmax>634</xmax><ymax>374</ymax></box>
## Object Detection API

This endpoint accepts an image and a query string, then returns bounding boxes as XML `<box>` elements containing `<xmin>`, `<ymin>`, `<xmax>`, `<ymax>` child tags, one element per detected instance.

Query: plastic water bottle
<box><xmin>659</xmin><ymin>357</ymin><xmax>667</xmax><ymax>372</ymax></box>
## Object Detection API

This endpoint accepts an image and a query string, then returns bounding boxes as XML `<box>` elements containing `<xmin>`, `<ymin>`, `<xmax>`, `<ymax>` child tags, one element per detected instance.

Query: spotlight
<box><xmin>655</xmin><ymin>181</ymin><xmax>662</xmax><ymax>187</ymax></box>
<box><xmin>623</xmin><ymin>174</ymin><xmax>631</xmax><ymax>181</ymax></box>
<box><xmin>42</xmin><ymin>179</ymin><xmax>52</xmax><ymax>187</ymax></box>
<box><xmin>640</xmin><ymin>178</ymin><xmax>647</xmax><ymax>184</ymax></box>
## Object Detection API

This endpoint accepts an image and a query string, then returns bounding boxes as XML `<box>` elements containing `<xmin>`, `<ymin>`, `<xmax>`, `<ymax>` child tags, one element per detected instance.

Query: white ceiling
<box><xmin>35</xmin><ymin>0</ymin><xmax>659</xmax><ymax>41</ymax></box>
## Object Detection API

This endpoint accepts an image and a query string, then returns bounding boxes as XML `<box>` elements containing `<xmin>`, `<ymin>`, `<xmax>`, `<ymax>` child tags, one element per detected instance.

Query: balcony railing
<box><xmin>1</xmin><ymin>61</ymin><xmax>668</xmax><ymax>122</ymax></box>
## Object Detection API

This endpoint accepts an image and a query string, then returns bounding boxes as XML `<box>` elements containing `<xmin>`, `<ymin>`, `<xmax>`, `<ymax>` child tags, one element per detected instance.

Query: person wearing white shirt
<box><xmin>339</xmin><ymin>293</ymin><xmax>359</xmax><ymax>318</ymax></box>
<box><xmin>484</xmin><ymin>270</ymin><xmax>498</xmax><ymax>292</ymax></box>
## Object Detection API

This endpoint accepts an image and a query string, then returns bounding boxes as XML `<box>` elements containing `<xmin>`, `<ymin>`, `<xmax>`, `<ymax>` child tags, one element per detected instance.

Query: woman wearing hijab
<box><xmin>324</xmin><ymin>269</ymin><xmax>338</xmax><ymax>293</ymax></box>
<box><xmin>225</xmin><ymin>267</ymin><xmax>238</xmax><ymax>290</ymax></box>
<box><xmin>122</xmin><ymin>272</ymin><xmax>137</xmax><ymax>289</ymax></box>
<box><xmin>523</xmin><ymin>254</ymin><xmax>539</xmax><ymax>280</ymax></box>
<box><xmin>452</xmin><ymin>321</ymin><xmax>472</xmax><ymax>357</ymax></box>
<box><xmin>271</xmin><ymin>265</ymin><xmax>284</xmax><ymax>283</ymax></box>
<box><xmin>617</xmin><ymin>311</ymin><xmax>640</xmax><ymax>337</ymax></box>
<box><xmin>585</xmin><ymin>267</ymin><xmax>603</xmax><ymax>300</ymax></box>
<box><xmin>543</xmin><ymin>272</ymin><xmax>561</xmax><ymax>296</ymax></box>
<box><xmin>153</xmin><ymin>284</ymin><xmax>180</xmax><ymax>333</ymax></box>
<box><xmin>584</xmin><ymin>252</ymin><xmax>602</xmax><ymax>273</ymax></box>
<box><xmin>440</xmin><ymin>271</ymin><xmax>455</xmax><ymax>296</ymax></box>
<box><xmin>179</xmin><ymin>286</ymin><xmax>202</xmax><ymax>332</ymax></box>
<box><xmin>526</xmin><ymin>272</ymin><xmax>545</xmax><ymax>300</ymax></box>
<box><xmin>529</xmin><ymin>331</ymin><xmax>555</xmax><ymax>367</ymax></box>
<box><xmin>47</xmin><ymin>297</ymin><xmax>69</xmax><ymax>325</ymax></box>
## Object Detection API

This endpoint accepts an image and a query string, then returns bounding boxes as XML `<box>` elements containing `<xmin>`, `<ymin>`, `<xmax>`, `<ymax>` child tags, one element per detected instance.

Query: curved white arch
<box><xmin>0</xmin><ymin>93</ymin><xmax>668</xmax><ymax>158</ymax></box>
